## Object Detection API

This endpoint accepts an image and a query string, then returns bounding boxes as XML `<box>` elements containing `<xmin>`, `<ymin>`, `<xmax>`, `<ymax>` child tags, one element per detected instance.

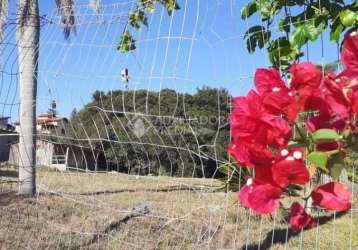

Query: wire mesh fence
<box><xmin>0</xmin><ymin>0</ymin><xmax>357</xmax><ymax>249</ymax></box>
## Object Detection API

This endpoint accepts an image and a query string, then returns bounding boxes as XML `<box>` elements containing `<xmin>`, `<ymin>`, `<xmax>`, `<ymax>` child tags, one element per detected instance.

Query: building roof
<box><xmin>15</xmin><ymin>113</ymin><xmax>68</xmax><ymax>126</ymax></box>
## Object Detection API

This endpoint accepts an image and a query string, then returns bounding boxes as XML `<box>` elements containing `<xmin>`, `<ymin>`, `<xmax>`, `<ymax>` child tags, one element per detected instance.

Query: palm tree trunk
<box><xmin>17</xmin><ymin>0</ymin><xmax>40</xmax><ymax>195</ymax></box>
<box><xmin>0</xmin><ymin>0</ymin><xmax>9</xmax><ymax>46</ymax></box>
<box><xmin>0</xmin><ymin>0</ymin><xmax>9</xmax><ymax>69</ymax></box>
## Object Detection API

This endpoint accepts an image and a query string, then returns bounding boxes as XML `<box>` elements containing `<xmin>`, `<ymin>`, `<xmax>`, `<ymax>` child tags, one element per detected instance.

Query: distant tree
<box><xmin>48</xmin><ymin>100</ymin><xmax>57</xmax><ymax>116</ymax></box>
<box><xmin>92</xmin><ymin>90</ymin><xmax>104</xmax><ymax>103</ymax></box>
<box><xmin>70</xmin><ymin>108</ymin><xmax>77</xmax><ymax>120</ymax></box>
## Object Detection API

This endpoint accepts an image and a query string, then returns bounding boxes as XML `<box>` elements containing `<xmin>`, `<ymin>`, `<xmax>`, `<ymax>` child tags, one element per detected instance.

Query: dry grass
<box><xmin>0</xmin><ymin>165</ymin><xmax>358</xmax><ymax>250</ymax></box>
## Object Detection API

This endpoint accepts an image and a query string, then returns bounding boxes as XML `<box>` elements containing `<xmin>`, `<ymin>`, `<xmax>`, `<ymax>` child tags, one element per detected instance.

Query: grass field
<box><xmin>0</xmin><ymin>165</ymin><xmax>357</xmax><ymax>250</ymax></box>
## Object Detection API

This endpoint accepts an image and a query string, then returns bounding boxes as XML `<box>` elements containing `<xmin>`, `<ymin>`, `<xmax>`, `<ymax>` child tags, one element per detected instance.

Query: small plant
<box><xmin>217</xmin><ymin>162</ymin><xmax>251</xmax><ymax>192</ymax></box>
<box><xmin>228</xmin><ymin>30</ymin><xmax>358</xmax><ymax>232</ymax></box>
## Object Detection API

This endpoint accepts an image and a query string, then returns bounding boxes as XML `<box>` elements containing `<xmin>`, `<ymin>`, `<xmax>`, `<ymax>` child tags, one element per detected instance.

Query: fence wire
<box><xmin>0</xmin><ymin>1</ymin><xmax>357</xmax><ymax>249</ymax></box>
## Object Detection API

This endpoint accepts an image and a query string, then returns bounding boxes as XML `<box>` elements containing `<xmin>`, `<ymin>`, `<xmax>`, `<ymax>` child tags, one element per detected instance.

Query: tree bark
<box><xmin>0</xmin><ymin>0</ymin><xmax>9</xmax><ymax>46</ymax></box>
<box><xmin>17</xmin><ymin>0</ymin><xmax>39</xmax><ymax>195</ymax></box>
<box><xmin>0</xmin><ymin>0</ymin><xmax>9</xmax><ymax>69</ymax></box>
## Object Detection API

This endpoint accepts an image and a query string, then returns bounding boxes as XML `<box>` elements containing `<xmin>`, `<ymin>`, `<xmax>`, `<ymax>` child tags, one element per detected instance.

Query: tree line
<box><xmin>66</xmin><ymin>87</ymin><xmax>232</xmax><ymax>178</ymax></box>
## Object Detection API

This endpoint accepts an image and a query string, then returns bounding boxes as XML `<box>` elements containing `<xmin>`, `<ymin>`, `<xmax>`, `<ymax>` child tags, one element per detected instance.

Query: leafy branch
<box><xmin>241</xmin><ymin>0</ymin><xmax>358</xmax><ymax>71</ymax></box>
<box><xmin>118</xmin><ymin>0</ymin><xmax>180</xmax><ymax>53</ymax></box>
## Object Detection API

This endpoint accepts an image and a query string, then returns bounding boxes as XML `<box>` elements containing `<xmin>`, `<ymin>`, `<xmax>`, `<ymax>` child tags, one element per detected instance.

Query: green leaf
<box><xmin>290</xmin><ymin>25</ymin><xmax>307</xmax><ymax>50</ymax></box>
<box><xmin>244</xmin><ymin>25</ymin><xmax>271</xmax><ymax>53</ymax></box>
<box><xmin>312</xmin><ymin>129</ymin><xmax>341</xmax><ymax>143</ymax></box>
<box><xmin>307</xmin><ymin>151</ymin><xmax>328</xmax><ymax>170</ymax></box>
<box><xmin>339</xmin><ymin>9</ymin><xmax>357</xmax><ymax>27</ymax></box>
<box><xmin>246</xmin><ymin>37</ymin><xmax>257</xmax><ymax>54</ymax></box>
<box><xmin>244</xmin><ymin>25</ymin><xmax>265</xmax><ymax>38</ymax></box>
<box><xmin>241</xmin><ymin>2</ymin><xmax>257</xmax><ymax>20</ymax></box>
<box><xmin>139</xmin><ymin>0</ymin><xmax>155</xmax><ymax>13</ymax></box>
<box><xmin>306</xmin><ymin>20</ymin><xmax>326</xmax><ymax>41</ymax></box>
<box><xmin>268</xmin><ymin>37</ymin><xmax>299</xmax><ymax>71</ymax></box>
<box><xmin>287</xmin><ymin>140</ymin><xmax>303</xmax><ymax>148</ymax></box>
<box><xmin>159</xmin><ymin>0</ymin><xmax>180</xmax><ymax>15</ymax></box>
<box><xmin>217</xmin><ymin>162</ymin><xmax>250</xmax><ymax>192</ymax></box>
<box><xmin>128</xmin><ymin>10</ymin><xmax>148</xmax><ymax>31</ymax></box>
<box><xmin>330</xmin><ymin>163</ymin><xmax>345</xmax><ymax>179</ymax></box>
<box><xmin>255</xmin><ymin>0</ymin><xmax>273</xmax><ymax>20</ymax></box>
<box><xmin>117</xmin><ymin>31</ymin><xmax>136</xmax><ymax>53</ymax></box>
<box><xmin>327</xmin><ymin>152</ymin><xmax>345</xmax><ymax>179</ymax></box>
<box><xmin>290</xmin><ymin>20</ymin><xmax>325</xmax><ymax>51</ymax></box>
<box><xmin>279</xmin><ymin>16</ymin><xmax>291</xmax><ymax>33</ymax></box>
<box><xmin>330</xmin><ymin>20</ymin><xmax>344</xmax><ymax>41</ymax></box>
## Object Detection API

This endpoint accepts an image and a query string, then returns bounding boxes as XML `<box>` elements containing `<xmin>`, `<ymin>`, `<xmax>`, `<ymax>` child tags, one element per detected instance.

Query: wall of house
<box><xmin>15</xmin><ymin>119</ymin><xmax>67</xmax><ymax>135</ymax></box>
<box><xmin>37</xmin><ymin>140</ymin><xmax>54</xmax><ymax>166</ymax></box>
<box><xmin>8</xmin><ymin>140</ymin><xmax>53</xmax><ymax>166</ymax></box>
<box><xmin>8</xmin><ymin>143</ymin><xmax>19</xmax><ymax>165</ymax></box>
<box><xmin>8</xmin><ymin>140</ymin><xmax>106</xmax><ymax>171</ymax></box>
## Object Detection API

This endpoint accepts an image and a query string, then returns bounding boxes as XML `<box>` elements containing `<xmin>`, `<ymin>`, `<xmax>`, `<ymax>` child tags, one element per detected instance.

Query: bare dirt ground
<box><xmin>0</xmin><ymin>165</ymin><xmax>357</xmax><ymax>250</ymax></box>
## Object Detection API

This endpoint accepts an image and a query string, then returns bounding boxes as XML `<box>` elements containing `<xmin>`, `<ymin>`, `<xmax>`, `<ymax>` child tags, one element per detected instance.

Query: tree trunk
<box><xmin>17</xmin><ymin>0</ymin><xmax>40</xmax><ymax>195</ymax></box>
<box><xmin>0</xmin><ymin>0</ymin><xmax>9</xmax><ymax>46</ymax></box>
<box><xmin>0</xmin><ymin>0</ymin><xmax>9</xmax><ymax>69</ymax></box>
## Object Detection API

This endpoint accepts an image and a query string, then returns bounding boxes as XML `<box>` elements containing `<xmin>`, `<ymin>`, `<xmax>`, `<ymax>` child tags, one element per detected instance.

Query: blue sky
<box><xmin>0</xmin><ymin>0</ymin><xmax>341</xmax><ymax>121</ymax></box>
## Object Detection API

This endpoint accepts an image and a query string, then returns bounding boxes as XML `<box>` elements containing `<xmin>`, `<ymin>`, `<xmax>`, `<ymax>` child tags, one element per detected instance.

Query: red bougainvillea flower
<box><xmin>230</xmin><ymin>91</ymin><xmax>271</xmax><ymax>142</ymax></box>
<box><xmin>227</xmin><ymin>141</ymin><xmax>274</xmax><ymax>168</ymax></box>
<box><xmin>290</xmin><ymin>62</ymin><xmax>322</xmax><ymax>91</ymax></box>
<box><xmin>262</xmin><ymin>116</ymin><xmax>292</xmax><ymax>146</ymax></box>
<box><xmin>255</xmin><ymin>68</ymin><xmax>287</xmax><ymax>94</ymax></box>
<box><xmin>323</xmin><ymin>73</ymin><xmax>351</xmax><ymax>103</ymax></box>
<box><xmin>299</xmin><ymin>87</ymin><xmax>332</xmax><ymax>117</ymax></box>
<box><xmin>261</xmin><ymin>93</ymin><xmax>299</xmax><ymax>122</ymax></box>
<box><xmin>306</xmin><ymin>114</ymin><xmax>348</xmax><ymax>133</ymax></box>
<box><xmin>228</xmin><ymin>29</ymin><xmax>357</xmax><ymax>228</ymax></box>
<box><xmin>323</xmin><ymin>74</ymin><xmax>352</xmax><ymax>118</ymax></box>
<box><xmin>254</xmin><ymin>68</ymin><xmax>299</xmax><ymax>122</ymax></box>
<box><xmin>238</xmin><ymin>179</ymin><xmax>282</xmax><ymax>214</ymax></box>
<box><xmin>341</xmin><ymin>31</ymin><xmax>358</xmax><ymax>70</ymax></box>
<box><xmin>311</xmin><ymin>182</ymin><xmax>352</xmax><ymax>212</ymax></box>
<box><xmin>336</xmin><ymin>75</ymin><xmax>358</xmax><ymax>117</ymax></box>
<box><xmin>271</xmin><ymin>148</ymin><xmax>310</xmax><ymax>188</ymax></box>
<box><xmin>351</xmin><ymin>90</ymin><xmax>358</xmax><ymax>116</ymax></box>
<box><xmin>330</xmin><ymin>72</ymin><xmax>358</xmax><ymax>117</ymax></box>
<box><xmin>254</xmin><ymin>165</ymin><xmax>276</xmax><ymax>186</ymax></box>
<box><xmin>299</xmin><ymin>71</ymin><xmax>352</xmax><ymax>127</ymax></box>
<box><xmin>230</xmin><ymin>91</ymin><xmax>291</xmax><ymax>147</ymax></box>
<box><xmin>289</xmin><ymin>202</ymin><xmax>318</xmax><ymax>232</ymax></box>
<box><xmin>333</xmin><ymin>31</ymin><xmax>358</xmax><ymax>117</ymax></box>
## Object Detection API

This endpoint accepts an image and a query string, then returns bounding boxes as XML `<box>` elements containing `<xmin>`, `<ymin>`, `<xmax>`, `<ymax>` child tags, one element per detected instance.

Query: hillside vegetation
<box><xmin>66</xmin><ymin>87</ymin><xmax>232</xmax><ymax>177</ymax></box>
